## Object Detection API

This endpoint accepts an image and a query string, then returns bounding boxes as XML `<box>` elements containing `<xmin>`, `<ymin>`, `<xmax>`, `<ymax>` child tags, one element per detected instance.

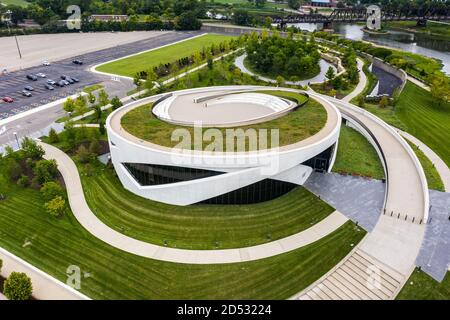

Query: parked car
<box><xmin>36</xmin><ymin>73</ymin><xmax>46</xmax><ymax>78</ymax></box>
<box><xmin>62</xmin><ymin>80</ymin><xmax>70</xmax><ymax>86</ymax></box>
<box><xmin>24</xmin><ymin>85</ymin><xmax>34</xmax><ymax>91</ymax></box>
<box><xmin>45</xmin><ymin>84</ymin><xmax>54</xmax><ymax>90</ymax></box>
<box><xmin>72</xmin><ymin>59</ymin><xmax>83</xmax><ymax>65</ymax></box>
<box><xmin>26</xmin><ymin>74</ymin><xmax>38</xmax><ymax>81</ymax></box>
<box><xmin>22</xmin><ymin>90</ymin><xmax>32</xmax><ymax>97</ymax></box>
<box><xmin>47</xmin><ymin>79</ymin><xmax>56</xmax><ymax>85</ymax></box>
<box><xmin>66</xmin><ymin>77</ymin><xmax>74</xmax><ymax>84</ymax></box>
<box><xmin>2</xmin><ymin>96</ymin><xmax>14</xmax><ymax>103</ymax></box>
<box><xmin>43</xmin><ymin>61</ymin><xmax>50</xmax><ymax>66</ymax></box>
<box><xmin>71</xmin><ymin>77</ymin><xmax>80</xmax><ymax>83</ymax></box>
<box><xmin>55</xmin><ymin>81</ymin><xmax>66</xmax><ymax>87</ymax></box>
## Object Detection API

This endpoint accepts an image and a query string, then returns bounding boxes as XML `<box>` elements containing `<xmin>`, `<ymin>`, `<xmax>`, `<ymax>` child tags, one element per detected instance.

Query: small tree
<box><xmin>76</xmin><ymin>145</ymin><xmax>91</xmax><ymax>163</ymax></box>
<box><xmin>75</xmin><ymin>94</ymin><xmax>88</xmax><ymax>116</ymax></box>
<box><xmin>40</xmin><ymin>181</ymin><xmax>64</xmax><ymax>201</ymax></box>
<box><xmin>325</xmin><ymin>66</ymin><xmax>335</xmax><ymax>81</ymax></box>
<box><xmin>276</xmin><ymin>75</ymin><xmax>285</xmax><ymax>87</ymax></box>
<box><xmin>93</xmin><ymin>105</ymin><xmax>102</xmax><ymax>122</ymax></box>
<box><xmin>379</xmin><ymin>96</ymin><xmax>389</xmax><ymax>108</ymax></box>
<box><xmin>87</xmin><ymin>92</ymin><xmax>96</xmax><ymax>105</ymax></box>
<box><xmin>110</xmin><ymin>96</ymin><xmax>122</xmax><ymax>111</ymax></box>
<box><xmin>3</xmin><ymin>272</ymin><xmax>33</xmax><ymax>300</ymax></box>
<box><xmin>33</xmin><ymin>159</ymin><xmax>58</xmax><ymax>184</ymax></box>
<box><xmin>99</xmin><ymin>121</ymin><xmax>106</xmax><ymax>136</ymax></box>
<box><xmin>17</xmin><ymin>175</ymin><xmax>29</xmax><ymax>187</ymax></box>
<box><xmin>133</xmin><ymin>73</ymin><xmax>142</xmax><ymax>94</ymax></box>
<box><xmin>98</xmin><ymin>89</ymin><xmax>109</xmax><ymax>107</ymax></box>
<box><xmin>357</xmin><ymin>95</ymin><xmax>365</xmax><ymax>108</ymax></box>
<box><xmin>206</xmin><ymin>52</ymin><xmax>213</xmax><ymax>70</ymax></box>
<box><xmin>44</xmin><ymin>196</ymin><xmax>66</xmax><ymax>217</ymax></box>
<box><xmin>21</xmin><ymin>137</ymin><xmax>44</xmax><ymax>160</ymax></box>
<box><xmin>89</xmin><ymin>140</ymin><xmax>100</xmax><ymax>155</ymax></box>
<box><xmin>63</xmin><ymin>97</ymin><xmax>75</xmax><ymax>114</ymax></box>
<box><xmin>329</xmin><ymin>89</ymin><xmax>337</xmax><ymax>98</ymax></box>
<box><xmin>48</xmin><ymin>128</ymin><xmax>59</xmax><ymax>143</ymax></box>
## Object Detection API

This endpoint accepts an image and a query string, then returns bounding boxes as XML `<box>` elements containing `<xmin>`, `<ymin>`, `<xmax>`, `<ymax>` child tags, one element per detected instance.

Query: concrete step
<box><xmin>317</xmin><ymin>282</ymin><xmax>342</xmax><ymax>300</ymax></box>
<box><xmin>322</xmin><ymin>278</ymin><xmax>352</xmax><ymax>300</ymax></box>
<box><xmin>328</xmin><ymin>275</ymin><xmax>361</xmax><ymax>300</ymax></box>
<box><xmin>312</xmin><ymin>286</ymin><xmax>331</xmax><ymax>300</ymax></box>
<box><xmin>340</xmin><ymin>262</ymin><xmax>390</xmax><ymax>299</ymax></box>
<box><xmin>335</xmin><ymin>267</ymin><xmax>382</xmax><ymax>300</ymax></box>
<box><xmin>330</xmin><ymin>270</ymin><xmax>373</xmax><ymax>300</ymax></box>
<box><xmin>346</xmin><ymin>256</ymin><xmax>397</xmax><ymax>293</ymax></box>
<box><xmin>355</xmin><ymin>250</ymin><xmax>404</xmax><ymax>283</ymax></box>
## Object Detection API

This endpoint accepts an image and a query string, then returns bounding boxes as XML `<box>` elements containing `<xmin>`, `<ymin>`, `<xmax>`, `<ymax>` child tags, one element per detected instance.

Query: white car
<box><xmin>36</xmin><ymin>73</ymin><xmax>46</xmax><ymax>78</ymax></box>
<box><xmin>42</xmin><ymin>61</ymin><xmax>50</xmax><ymax>66</ymax></box>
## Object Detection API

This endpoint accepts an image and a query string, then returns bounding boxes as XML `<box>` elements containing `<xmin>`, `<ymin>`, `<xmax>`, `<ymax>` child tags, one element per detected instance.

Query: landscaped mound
<box><xmin>245</xmin><ymin>33</ymin><xmax>321</xmax><ymax>81</ymax></box>
<box><xmin>120</xmin><ymin>91</ymin><xmax>328</xmax><ymax>151</ymax></box>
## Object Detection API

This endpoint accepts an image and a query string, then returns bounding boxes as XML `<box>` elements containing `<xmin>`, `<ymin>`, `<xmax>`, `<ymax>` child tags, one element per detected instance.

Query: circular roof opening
<box><xmin>152</xmin><ymin>90</ymin><xmax>297</xmax><ymax>127</ymax></box>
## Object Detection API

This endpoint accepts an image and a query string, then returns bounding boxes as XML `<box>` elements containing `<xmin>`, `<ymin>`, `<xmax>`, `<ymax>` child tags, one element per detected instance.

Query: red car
<box><xmin>2</xmin><ymin>96</ymin><xmax>14</xmax><ymax>103</ymax></box>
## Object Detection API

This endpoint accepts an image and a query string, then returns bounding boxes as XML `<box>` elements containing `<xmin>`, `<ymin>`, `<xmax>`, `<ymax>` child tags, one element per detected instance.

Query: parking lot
<box><xmin>0</xmin><ymin>31</ymin><xmax>201</xmax><ymax>120</ymax></box>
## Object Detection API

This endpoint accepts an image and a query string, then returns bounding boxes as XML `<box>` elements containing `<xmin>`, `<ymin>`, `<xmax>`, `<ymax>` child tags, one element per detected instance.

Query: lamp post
<box><xmin>13</xmin><ymin>131</ymin><xmax>19</xmax><ymax>149</ymax></box>
<box><xmin>5</xmin><ymin>10</ymin><xmax>22</xmax><ymax>59</ymax></box>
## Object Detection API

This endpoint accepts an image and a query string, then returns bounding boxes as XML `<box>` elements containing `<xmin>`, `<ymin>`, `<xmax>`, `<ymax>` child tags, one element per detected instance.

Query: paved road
<box><xmin>0</xmin><ymin>31</ymin><xmax>201</xmax><ymax>120</ymax></box>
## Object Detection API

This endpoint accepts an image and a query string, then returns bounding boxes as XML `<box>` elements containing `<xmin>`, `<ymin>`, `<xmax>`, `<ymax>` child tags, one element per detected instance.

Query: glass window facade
<box><xmin>200</xmin><ymin>179</ymin><xmax>297</xmax><ymax>205</ymax></box>
<box><xmin>123</xmin><ymin>163</ymin><xmax>224</xmax><ymax>186</ymax></box>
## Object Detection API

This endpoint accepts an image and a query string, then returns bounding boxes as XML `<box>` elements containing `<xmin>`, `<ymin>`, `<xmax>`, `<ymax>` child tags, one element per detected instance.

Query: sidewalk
<box><xmin>39</xmin><ymin>141</ymin><xmax>348</xmax><ymax>264</ymax></box>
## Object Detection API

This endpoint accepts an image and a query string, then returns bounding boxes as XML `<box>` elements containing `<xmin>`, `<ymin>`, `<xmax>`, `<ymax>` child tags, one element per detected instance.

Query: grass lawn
<box><xmin>0</xmin><ymin>162</ymin><xmax>364</xmax><ymax>299</ymax></box>
<box><xmin>121</xmin><ymin>91</ymin><xmax>327</xmax><ymax>150</ymax></box>
<box><xmin>1</xmin><ymin>0</ymin><xmax>29</xmax><ymax>7</ymax></box>
<box><xmin>77</xmin><ymin>160</ymin><xmax>334</xmax><ymax>250</ymax></box>
<box><xmin>96</xmin><ymin>34</ymin><xmax>234</xmax><ymax>78</ymax></box>
<box><xmin>332</xmin><ymin>125</ymin><xmax>385</xmax><ymax>180</ymax></box>
<box><xmin>83</xmin><ymin>84</ymin><xmax>104</xmax><ymax>94</ymax></box>
<box><xmin>405</xmin><ymin>139</ymin><xmax>445</xmax><ymax>192</ymax></box>
<box><xmin>363</xmin><ymin>103</ymin><xmax>408</xmax><ymax>131</ymax></box>
<box><xmin>386</xmin><ymin>20</ymin><xmax>450</xmax><ymax>38</ymax></box>
<box><xmin>396</xmin><ymin>81</ymin><xmax>450</xmax><ymax>168</ymax></box>
<box><xmin>397</xmin><ymin>269</ymin><xmax>450</xmax><ymax>300</ymax></box>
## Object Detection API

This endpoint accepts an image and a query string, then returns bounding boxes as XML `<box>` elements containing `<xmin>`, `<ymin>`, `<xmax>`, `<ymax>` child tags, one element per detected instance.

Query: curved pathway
<box><xmin>39</xmin><ymin>141</ymin><xmax>348</xmax><ymax>264</ymax></box>
<box><xmin>293</xmin><ymin>93</ymin><xmax>428</xmax><ymax>300</ymax></box>
<box><xmin>397</xmin><ymin>129</ymin><xmax>450</xmax><ymax>192</ymax></box>
<box><xmin>342</xmin><ymin>58</ymin><xmax>367</xmax><ymax>102</ymax></box>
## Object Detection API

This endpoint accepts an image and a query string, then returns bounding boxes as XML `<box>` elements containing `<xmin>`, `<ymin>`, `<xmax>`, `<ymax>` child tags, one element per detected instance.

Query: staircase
<box><xmin>296</xmin><ymin>249</ymin><xmax>405</xmax><ymax>300</ymax></box>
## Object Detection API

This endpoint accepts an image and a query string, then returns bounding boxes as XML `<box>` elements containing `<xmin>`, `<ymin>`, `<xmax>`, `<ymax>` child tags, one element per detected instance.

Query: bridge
<box><xmin>273</xmin><ymin>7</ymin><xmax>450</xmax><ymax>29</ymax></box>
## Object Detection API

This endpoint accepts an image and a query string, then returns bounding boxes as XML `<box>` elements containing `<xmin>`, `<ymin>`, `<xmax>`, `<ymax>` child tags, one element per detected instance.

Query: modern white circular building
<box><xmin>106</xmin><ymin>86</ymin><xmax>341</xmax><ymax>206</ymax></box>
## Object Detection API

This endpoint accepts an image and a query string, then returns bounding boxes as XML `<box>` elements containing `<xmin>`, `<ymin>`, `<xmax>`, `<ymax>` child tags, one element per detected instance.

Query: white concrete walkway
<box><xmin>40</xmin><ymin>140</ymin><xmax>348</xmax><ymax>264</ymax></box>
<box><xmin>342</xmin><ymin>58</ymin><xmax>367</xmax><ymax>102</ymax></box>
<box><xmin>398</xmin><ymin>129</ymin><xmax>450</xmax><ymax>192</ymax></box>
<box><xmin>293</xmin><ymin>93</ymin><xmax>428</xmax><ymax>300</ymax></box>
<box><xmin>0</xmin><ymin>247</ymin><xmax>89</xmax><ymax>300</ymax></box>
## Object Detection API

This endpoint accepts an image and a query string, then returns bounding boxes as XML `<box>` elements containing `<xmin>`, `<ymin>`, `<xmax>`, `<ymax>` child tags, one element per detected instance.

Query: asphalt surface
<box><xmin>0</xmin><ymin>31</ymin><xmax>201</xmax><ymax>120</ymax></box>
<box><xmin>0</xmin><ymin>31</ymin><xmax>202</xmax><ymax>147</ymax></box>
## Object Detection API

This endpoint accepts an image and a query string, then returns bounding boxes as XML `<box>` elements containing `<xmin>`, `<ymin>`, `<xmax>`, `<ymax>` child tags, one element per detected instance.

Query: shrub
<box><xmin>17</xmin><ymin>175</ymin><xmax>29</xmax><ymax>187</ymax></box>
<box><xmin>48</xmin><ymin>128</ymin><xmax>59</xmax><ymax>144</ymax></box>
<box><xmin>33</xmin><ymin>159</ymin><xmax>58</xmax><ymax>184</ymax></box>
<box><xmin>357</xmin><ymin>95</ymin><xmax>365</xmax><ymax>108</ymax></box>
<box><xmin>3</xmin><ymin>272</ymin><xmax>33</xmax><ymax>300</ymax></box>
<box><xmin>6</xmin><ymin>159</ymin><xmax>22</xmax><ymax>181</ymax></box>
<box><xmin>111</xmin><ymin>96</ymin><xmax>123</xmax><ymax>111</ymax></box>
<box><xmin>379</xmin><ymin>96</ymin><xmax>389</xmax><ymax>108</ymax></box>
<box><xmin>89</xmin><ymin>140</ymin><xmax>101</xmax><ymax>156</ymax></box>
<box><xmin>21</xmin><ymin>137</ymin><xmax>44</xmax><ymax>160</ymax></box>
<box><xmin>40</xmin><ymin>181</ymin><xmax>64</xmax><ymax>201</ymax></box>
<box><xmin>44</xmin><ymin>196</ymin><xmax>66</xmax><ymax>217</ymax></box>
<box><xmin>76</xmin><ymin>145</ymin><xmax>91</xmax><ymax>163</ymax></box>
